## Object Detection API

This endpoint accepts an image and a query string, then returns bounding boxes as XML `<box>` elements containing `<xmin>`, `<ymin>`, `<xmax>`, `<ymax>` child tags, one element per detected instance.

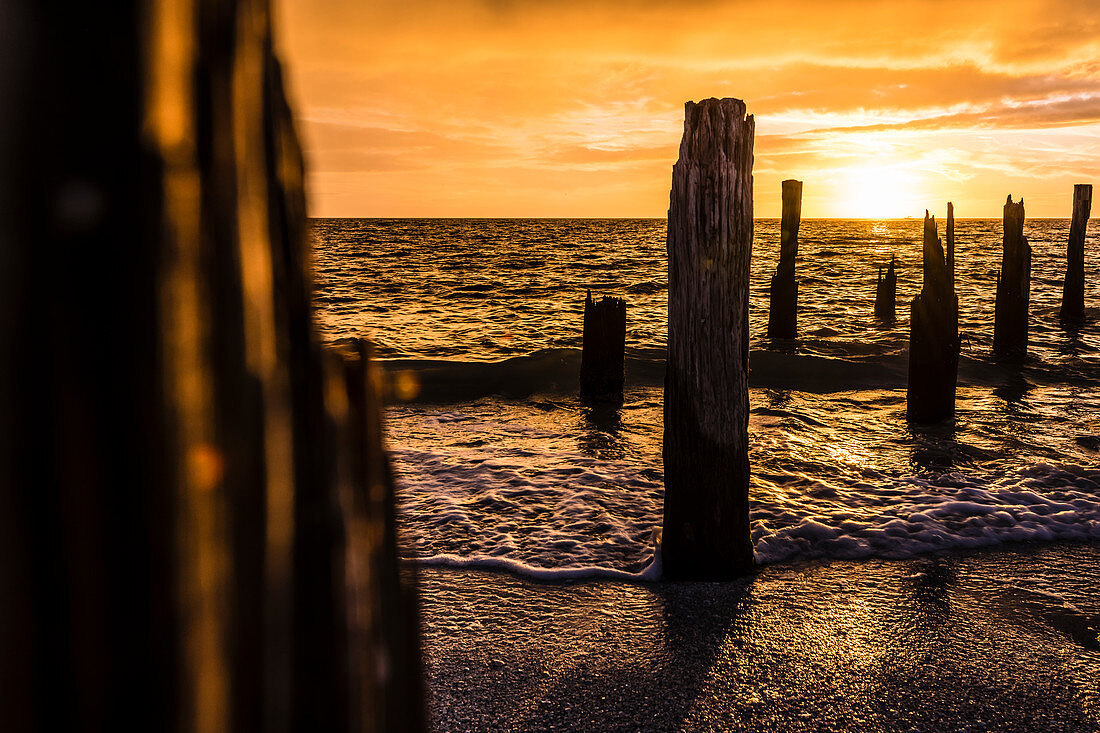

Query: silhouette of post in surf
<box><xmin>907</xmin><ymin>210</ymin><xmax>960</xmax><ymax>423</ymax></box>
<box><xmin>874</xmin><ymin>255</ymin><xmax>897</xmax><ymax>322</ymax></box>
<box><xmin>767</xmin><ymin>179</ymin><xmax>803</xmax><ymax>338</ymax></box>
<box><xmin>1060</xmin><ymin>184</ymin><xmax>1093</xmax><ymax>325</ymax></box>
<box><xmin>947</xmin><ymin>201</ymin><xmax>956</xmax><ymax>281</ymax></box>
<box><xmin>580</xmin><ymin>290</ymin><xmax>627</xmax><ymax>402</ymax></box>
<box><xmin>663</xmin><ymin>97</ymin><xmax>755</xmax><ymax>580</ymax></box>
<box><xmin>993</xmin><ymin>195</ymin><xmax>1031</xmax><ymax>358</ymax></box>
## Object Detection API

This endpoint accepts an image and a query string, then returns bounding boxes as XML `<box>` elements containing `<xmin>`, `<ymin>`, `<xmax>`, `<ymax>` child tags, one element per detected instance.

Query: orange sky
<box><xmin>278</xmin><ymin>0</ymin><xmax>1100</xmax><ymax>218</ymax></box>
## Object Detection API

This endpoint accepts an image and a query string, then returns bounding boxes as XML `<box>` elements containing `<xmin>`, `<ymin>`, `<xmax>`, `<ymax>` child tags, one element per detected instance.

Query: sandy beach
<box><xmin>419</xmin><ymin>541</ymin><xmax>1100</xmax><ymax>732</ymax></box>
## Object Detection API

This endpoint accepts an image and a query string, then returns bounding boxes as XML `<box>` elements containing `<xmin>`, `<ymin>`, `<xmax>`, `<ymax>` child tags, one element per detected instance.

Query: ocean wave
<box><xmin>318</xmin><ymin>218</ymin><xmax>1100</xmax><ymax>586</ymax></box>
<box><xmin>392</xmin><ymin>402</ymin><xmax>1100</xmax><ymax>579</ymax></box>
<box><xmin>413</xmin><ymin>551</ymin><xmax>661</xmax><ymax>582</ymax></box>
<box><xmin>379</xmin><ymin>347</ymin><xmax>1098</xmax><ymax>403</ymax></box>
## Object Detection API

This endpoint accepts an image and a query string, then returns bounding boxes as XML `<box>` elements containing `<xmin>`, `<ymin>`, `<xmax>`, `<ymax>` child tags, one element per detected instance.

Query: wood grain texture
<box><xmin>907</xmin><ymin>211</ymin><xmax>960</xmax><ymax>423</ymax></box>
<box><xmin>663</xmin><ymin>98</ymin><xmax>755</xmax><ymax>580</ymax></box>
<box><xmin>994</xmin><ymin>195</ymin><xmax>1031</xmax><ymax>358</ymax></box>
<box><xmin>767</xmin><ymin>179</ymin><xmax>802</xmax><ymax>338</ymax></box>
<box><xmin>580</xmin><ymin>291</ymin><xmax>627</xmax><ymax>402</ymax></box>
<box><xmin>1060</xmin><ymin>184</ymin><xmax>1092</xmax><ymax>325</ymax></box>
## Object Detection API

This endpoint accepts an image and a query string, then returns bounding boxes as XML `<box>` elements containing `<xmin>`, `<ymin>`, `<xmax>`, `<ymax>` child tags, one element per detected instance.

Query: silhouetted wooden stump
<box><xmin>874</xmin><ymin>255</ymin><xmax>897</xmax><ymax>322</ymax></box>
<box><xmin>947</xmin><ymin>201</ymin><xmax>956</xmax><ymax>281</ymax></box>
<box><xmin>1060</xmin><ymin>184</ymin><xmax>1092</xmax><ymax>325</ymax></box>
<box><xmin>993</xmin><ymin>195</ymin><xmax>1031</xmax><ymax>358</ymax></box>
<box><xmin>907</xmin><ymin>211</ymin><xmax>960</xmax><ymax>423</ymax></box>
<box><xmin>663</xmin><ymin>98</ymin><xmax>755</xmax><ymax>580</ymax></box>
<box><xmin>767</xmin><ymin>179</ymin><xmax>802</xmax><ymax>338</ymax></box>
<box><xmin>580</xmin><ymin>290</ymin><xmax>626</xmax><ymax>402</ymax></box>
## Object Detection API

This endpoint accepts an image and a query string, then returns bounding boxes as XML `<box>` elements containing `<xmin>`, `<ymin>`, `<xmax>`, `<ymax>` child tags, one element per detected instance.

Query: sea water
<box><xmin>311</xmin><ymin>218</ymin><xmax>1100</xmax><ymax>577</ymax></box>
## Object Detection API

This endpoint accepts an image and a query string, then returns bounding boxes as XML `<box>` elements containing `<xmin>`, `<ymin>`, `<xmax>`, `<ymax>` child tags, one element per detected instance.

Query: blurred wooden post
<box><xmin>580</xmin><ymin>290</ymin><xmax>626</xmax><ymax>402</ymax></box>
<box><xmin>993</xmin><ymin>195</ymin><xmax>1031</xmax><ymax>357</ymax></box>
<box><xmin>1060</xmin><ymin>184</ymin><xmax>1092</xmax><ymax>325</ymax></box>
<box><xmin>767</xmin><ymin>179</ymin><xmax>802</xmax><ymax>338</ymax></box>
<box><xmin>907</xmin><ymin>211</ymin><xmax>960</xmax><ymax>423</ymax></box>
<box><xmin>0</xmin><ymin>3</ymin><xmax>179</xmax><ymax>730</ymax></box>
<box><xmin>663</xmin><ymin>98</ymin><xmax>755</xmax><ymax>580</ymax></box>
<box><xmin>0</xmin><ymin>1</ymin><xmax>425</xmax><ymax>731</ymax></box>
<box><xmin>874</xmin><ymin>255</ymin><xmax>897</xmax><ymax>322</ymax></box>
<box><xmin>339</xmin><ymin>341</ymin><xmax>425</xmax><ymax>733</ymax></box>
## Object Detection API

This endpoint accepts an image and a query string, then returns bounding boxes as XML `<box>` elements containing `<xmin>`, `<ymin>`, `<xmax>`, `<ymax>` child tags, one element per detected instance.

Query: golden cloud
<box><xmin>279</xmin><ymin>0</ymin><xmax>1100</xmax><ymax>217</ymax></box>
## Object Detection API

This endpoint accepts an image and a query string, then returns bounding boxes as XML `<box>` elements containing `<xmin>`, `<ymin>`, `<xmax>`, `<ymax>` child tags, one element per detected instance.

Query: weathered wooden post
<box><xmin>993</xmin><ymin>195</ymin><xmax>1031</xmax><ymax>357</ymax></box>
<box><xmin>946</xmin><ymin>201</ymin><xmax>956</xmax><ymax>281</ymax></box>
<box><xmin>874</xmin><ymin>255</ymin><xmax>897</xmax><ymax>322</ymax></box>
<box><xmin>663</xmin><ymin>97</ymin><xmax>755</xmax><ymax>580</ymax></box>
<box><xmin>580</xmin><ymin>290</ymin><xmax>626</xmax><ymax>402</ymax></box>
<box><xmin>767</xmin><ymin>179</ymin><xmax>803</xmax><ymax>338</ymax></box>
<box><xmin>1060</xmin><ymin>184</ymin><xmax>1093</xmax><ymax>324</ymax></box>
<box><xmin>907</xmin><ymin>211</ymin><xmax>960</xmax><ymax>423</ymax></box>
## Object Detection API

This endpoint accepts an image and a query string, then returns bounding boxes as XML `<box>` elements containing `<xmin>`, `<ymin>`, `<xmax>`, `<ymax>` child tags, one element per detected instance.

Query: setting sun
<box><xmin>280</xmin><ymin>0</ymin><xmax>1100</xmax><ymax>218</ymax></box>
<box><xmin>834</xmin><ymin>164</ymin><xmax>925</xmax><ymax>218</ymax></box>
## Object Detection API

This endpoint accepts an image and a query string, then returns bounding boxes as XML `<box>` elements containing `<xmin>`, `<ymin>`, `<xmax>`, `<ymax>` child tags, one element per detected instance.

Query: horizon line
<box><xmin>308</xmin><ymin>215</ymin><xmax>1076</xmax><ymax>221</ymax></box>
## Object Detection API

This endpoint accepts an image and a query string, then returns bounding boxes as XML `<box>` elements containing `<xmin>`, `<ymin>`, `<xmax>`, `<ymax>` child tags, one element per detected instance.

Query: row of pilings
<box><xmin>582</xmin><ymin>187</ymin><xmax>1094</xmax><ymax>416</ymax></box>
<box><xmin>575</xmin><ymin>98</ymin><xmax>1095</xmax><ymax>581</ymax></box>
<box><xmin>762</xmin><ymin>185</ymin><xmax>1091</xmax><ymax>340</ymax></box>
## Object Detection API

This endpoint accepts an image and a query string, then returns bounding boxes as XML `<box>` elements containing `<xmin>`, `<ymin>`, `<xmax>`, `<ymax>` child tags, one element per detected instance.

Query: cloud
<box><xmin>797</xmin><ymin>94</ymin><xmax>1100</xmax><ymax>135</ymax></box>
<box><xmin>278</xmin><ymin>0</ymin><xmax>1100</xmax><ymax>216</ymax></box>
<box><xmin>544</xmin><ymin>144</ymin><xmax>675</xmax><ymax>165</ymax></box>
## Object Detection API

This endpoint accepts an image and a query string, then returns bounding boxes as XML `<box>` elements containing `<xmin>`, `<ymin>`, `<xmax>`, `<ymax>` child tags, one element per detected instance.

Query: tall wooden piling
<box><xmin>767</xmin><ymin>179</ymin><xmax>803</xmax><ymax>338</ymax></box>
<box><xmin>663</xmin><ymin>98</ymin><xmax>755</xmax><ymax>580</ymax></box>
<box><xmin>993</xmin><ymin>196</ymin><xmax>1031</xmax><ymax>357</ymax></box>
<box><xmin>1060</xmin><ymin>184</ymin><xmax>1093</xmax><ymax>324</ymax></box>
<box><xmin>947</xmin><ymin>202</ymin><xmax>956</xmax><ymax>280</ymax></box>
<box><xmin>907</xmin><ymin>211</ymin><xmax>960</xmax><ymax>423</ymax></box>
<box><xmin>580</xmin><ymin>290</ymin><xmax>627</xmax><ymax>402</ymax></box>
<box><xmin>874</xmin><ymin>255</ymin><xmax>897</xmax><ymax>322</ymax></box>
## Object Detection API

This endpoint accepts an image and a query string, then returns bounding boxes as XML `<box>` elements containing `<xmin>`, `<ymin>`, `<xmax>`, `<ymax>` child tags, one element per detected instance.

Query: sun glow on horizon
<box><xmin>280</xmin><ymin>0</ymin><xmax>1100</xmax><ymax>218</ymax></box>
<box><xmin>830</xmin><ymin>164</ymin><xmax>925</xmax><ymax>219</ymax></box>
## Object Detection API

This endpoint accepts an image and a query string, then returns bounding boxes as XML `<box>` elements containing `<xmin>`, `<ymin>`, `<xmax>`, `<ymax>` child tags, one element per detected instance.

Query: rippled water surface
<box><xmin>312</xmin><ymin>218</ymin><xmax>1100</xmax><ymax>573</ymax></box>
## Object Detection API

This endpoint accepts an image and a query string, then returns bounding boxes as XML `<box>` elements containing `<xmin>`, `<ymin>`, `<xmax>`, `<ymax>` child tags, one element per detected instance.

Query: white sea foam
<box><xmin>752</xmin><ymin>465</ymin><xmax>1100</xmax><ymax>564</ymax></box>
<box><xmin>415</xmin><ymin>550</ymin><xmax>662</xmax><ymax>582</ymax></box>
<box><xmin>391</xmin><ymin>401</ymin><xmax>1100</xmax><ymax>580</ymax></box>
<box><xmin>311</xmin><ymin>218</ymin><xmax>1100</xmax><ymax>583</ymax></box>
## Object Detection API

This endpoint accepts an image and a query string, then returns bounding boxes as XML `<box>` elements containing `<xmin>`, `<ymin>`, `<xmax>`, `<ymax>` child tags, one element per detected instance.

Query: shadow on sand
<box><xmin>512</xmin><ymin>580</ymin><xmax>752</xmax><ymax>731</ymax></box>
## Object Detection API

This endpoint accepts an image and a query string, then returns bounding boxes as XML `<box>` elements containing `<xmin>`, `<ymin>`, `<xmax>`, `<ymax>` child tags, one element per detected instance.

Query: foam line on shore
<box><xmin>413</xmin><ymin>551</ymin><xmax>662</xmax><ymax>582</ymax></box>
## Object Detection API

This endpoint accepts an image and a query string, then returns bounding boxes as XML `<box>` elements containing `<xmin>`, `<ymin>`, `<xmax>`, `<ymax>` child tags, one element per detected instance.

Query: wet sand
<box><xmin>418</xmin><ymin>542</ymin><xmax>1100</xmax><ymax>732</ymax></box>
